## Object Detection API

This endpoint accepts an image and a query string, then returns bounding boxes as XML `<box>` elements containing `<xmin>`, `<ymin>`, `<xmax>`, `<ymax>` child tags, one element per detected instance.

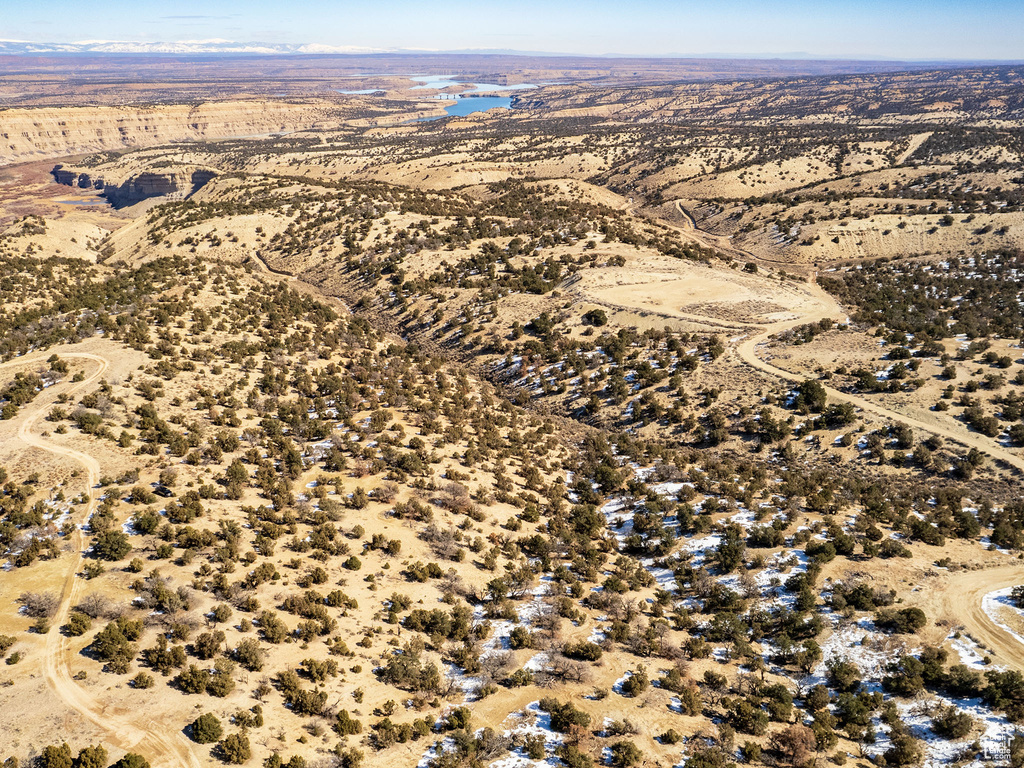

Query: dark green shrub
<box><xmin>191</xmin><ymin>713</ymin><xmax>224</xmax><ymax>743</ymax></box>
<box><xmin>72</xmin><ymin>745</ymin><xmax>107</xmax><ymax>768</ymax></box>
<box><xmin>218</xmin><ymin>733</ymin><xmax>252</xmax><ymax>764</ymax></box>
<box><xmin>62</xmin><ymin>612</ymin><xmax>92</xmax><ymax>637</ymax></box>
<box><xmin>610</xmin><ymin>741</ymin><xmax>643</xmax><ymax>767</ymax></box>
<box><xmin>38</xmin><ymin>744</ymin><xmax>72</xmax><ymax>768</ymax></box>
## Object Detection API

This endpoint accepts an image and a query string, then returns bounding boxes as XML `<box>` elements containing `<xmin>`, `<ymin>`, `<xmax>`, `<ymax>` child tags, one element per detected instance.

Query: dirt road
<box><xmin>657</xmin><ymin>201</ymin><xmax>1024</xmax><ymax>475</ymax></box>
<box><xmin>7</xmin><ymin>351</ymin><xmax>200</xmax><ymax>768</ymax></box>
<box><xmin>674</xmin><ymin>199</ymin><xmax>696</xmax><ymax>230</ymax></box>
<box><xmin>664</xmin><ymin>198</ymin><xmax>817</xmax><ymax>275</ymax></box>
<box><xmin>924</xmin><ymin>565</ymin><xmax>1024</xmax><ymax>671</ymax></box>
<box><xmin>734</xmin><ymin>320</ymin><xmax>1024</xmax><ymax>475</ymax></box>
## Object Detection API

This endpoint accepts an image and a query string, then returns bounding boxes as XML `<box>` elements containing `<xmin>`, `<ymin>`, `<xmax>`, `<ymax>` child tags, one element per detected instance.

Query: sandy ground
<box><xmin>0</xmin><ymin>344</ymin><xmax>200</xmax><ymax>767</ymax></box>
<box><xmin>571</xmin><ymin>254</ymin><xmax>830</xmax><ymax>332</ymax></box>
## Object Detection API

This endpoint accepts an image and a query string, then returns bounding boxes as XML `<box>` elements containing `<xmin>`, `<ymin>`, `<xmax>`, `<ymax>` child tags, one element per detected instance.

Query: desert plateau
<box><xmin>1</xmin><ymin>11</ymin><xmax>1024</xmax><ymax>768</ymax></box>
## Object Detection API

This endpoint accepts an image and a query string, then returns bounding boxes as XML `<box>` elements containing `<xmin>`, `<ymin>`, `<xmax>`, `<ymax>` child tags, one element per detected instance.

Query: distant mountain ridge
<box><xmin>0</xmin><ymin>39</ymin><xmax>1017</xmax><ymax>64</ymax></box>
<box><xmin>0</xmin><ymin>40</ymin><xmax>382</xmax><ymax>55</ymax></box>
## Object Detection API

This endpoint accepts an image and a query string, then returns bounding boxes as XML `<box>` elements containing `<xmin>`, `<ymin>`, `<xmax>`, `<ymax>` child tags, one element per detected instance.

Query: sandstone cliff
<box><xmin>0</xmin><ymin>100</ymin><xmax>352</xmax><ymax>166</ymax></box>
<box><xmin>52</xmin><ymin>164</ymin><xmax>219</xmax><ymax>207</ymax></box>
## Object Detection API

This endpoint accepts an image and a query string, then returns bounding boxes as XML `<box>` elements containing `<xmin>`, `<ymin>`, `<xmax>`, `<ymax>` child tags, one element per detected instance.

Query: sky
<box><xmin>3</xmin><ymin>0</ymin><xmax>1024</xmax><ymax>60</ymax></box>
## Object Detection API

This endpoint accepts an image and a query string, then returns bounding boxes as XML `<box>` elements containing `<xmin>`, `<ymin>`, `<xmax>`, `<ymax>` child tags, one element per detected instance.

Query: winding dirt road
<box><xmin>657</xmin><ymin>198</ymin><xmax>1024</xmax><ymax>475</ymax></box>
<box><xmin>7</xmin><ymin>351</ymin><xmax>200</xmax><ymax>768</ymax></box>
<box><xmin>674</xmin><ymin>200</ymin><xmax>696</xmax><ymax>230</ymax></box>
<box><xmin>925</xmin><ymin>565</ymin><xmax>1024</xmax><ymax>672</ymax></box>
<box><xmin>734</xmin><ymin>316</ymin><xmax>1024</xmax><ymax>475</ymax></box>
<box><xmin>668</xmin><ymin>198</ymin><xmax>816</xmax><ymax>274</ymax></box>
<box><xmin>687</xmin><ymin>233</ymin><xmax>1024</xmax><ymax>666</ymax></box>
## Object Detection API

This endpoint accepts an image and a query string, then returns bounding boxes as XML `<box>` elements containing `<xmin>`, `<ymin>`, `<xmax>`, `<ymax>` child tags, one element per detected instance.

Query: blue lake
<box><xmin>339</xmin><ymin>74</ymin><xmax>537</xmax><ymax>99</ymax></box>
<box><xmin>442</xmin><ymin>96</ymin><xmax>512</xmax><ymax>116</ymax></box>
<box><xmin>412</xmin><ymin>96</ymin><xmax>514</xmax><ymax>122</ymax></box>
<box><xmin>336</xmin><ymin>73</ymin><xmax>526</xmax><ymax>120</ymax></box>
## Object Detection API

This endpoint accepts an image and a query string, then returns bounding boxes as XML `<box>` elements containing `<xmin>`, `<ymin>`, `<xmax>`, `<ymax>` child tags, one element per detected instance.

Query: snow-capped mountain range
<box><xmin>0</xmin><ymin>39</ymin><xmax>384</xmax><ymax>55</ymax></box>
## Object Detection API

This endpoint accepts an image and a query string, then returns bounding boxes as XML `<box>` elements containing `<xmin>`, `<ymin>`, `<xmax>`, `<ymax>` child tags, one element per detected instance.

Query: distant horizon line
<box><xmin>0</xmin><ymin>39</ymin><xmax>1021</xmax><ymax>64</ymax></box>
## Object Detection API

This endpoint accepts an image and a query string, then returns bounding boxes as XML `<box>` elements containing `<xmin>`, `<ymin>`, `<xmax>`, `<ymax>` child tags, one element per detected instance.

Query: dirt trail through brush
<box><xmin>7</xmin><ymin>351</ymin><xmax>200</xmax><ymax>768</ymax></box>
<box><xmin>674</xmin><ymin>199</ymin><xmax>696</xmax><ymax>230</ymax></box>
<box><xmin>735</xmin><ymin>320</ymin><xmax>1024</xmax><ymax>474</ymax></box>
<box><xmin>662</xmin><ymin>198</ymin><xmax>812</xmax><ymax>273</ymax></box>
<box><xmin>655</xmin><ymin>204</ymin><xmax>1024</xmax><ymax>475</ymax></box>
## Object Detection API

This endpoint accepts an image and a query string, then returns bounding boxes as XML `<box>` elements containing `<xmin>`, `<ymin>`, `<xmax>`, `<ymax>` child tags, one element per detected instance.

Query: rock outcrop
<box><xmin>52</xmin><ymin>164</ymin><xmax>218</xmax><ymax>207</ymax></box>
<box><xmin>51</xmin><ymin>166</ymin><xmax>104</xmax><ymax>189</ymax></box>
<box><xmin>0</xmin><ymin>100</ymin><xmax>352</xmax><ymax>166</ymax></box>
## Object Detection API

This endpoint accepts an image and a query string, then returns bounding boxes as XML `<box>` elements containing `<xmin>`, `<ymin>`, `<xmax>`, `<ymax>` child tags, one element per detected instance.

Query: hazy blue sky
<box><xmin>4</xmin><ymin>0</ymin><xmax>1023</xmax><ymax>60</ymax></box>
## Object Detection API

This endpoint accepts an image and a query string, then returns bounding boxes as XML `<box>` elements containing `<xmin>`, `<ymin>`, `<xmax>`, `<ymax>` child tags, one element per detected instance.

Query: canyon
<box><xmin>0</xmin><ymin>99</ymin><xmax>359</xmax><ymax>166</ymax></box>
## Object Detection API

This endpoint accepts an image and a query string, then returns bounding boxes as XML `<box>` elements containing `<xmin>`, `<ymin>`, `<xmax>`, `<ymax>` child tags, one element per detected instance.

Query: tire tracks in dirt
<box><xmin>924</xmin><ymin>566</ymin><xmax>1024</xmax><ymax>672</ymax></box>
<box><xmin>735</xmin><ymin>322</ymin><xmax>1024</xmax><ymax>475</ymax></box>
<box><xmin>7</xmin><ymin>351</ymin><xmax>200</xmax><ymax>768</ymax></box>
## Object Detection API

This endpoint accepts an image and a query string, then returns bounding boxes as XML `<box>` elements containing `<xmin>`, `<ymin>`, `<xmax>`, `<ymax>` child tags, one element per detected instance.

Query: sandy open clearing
<box><xmin>570</xmin><ymin>254</ymin><xmax>835</xmax><ymax>332</ymax></box>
